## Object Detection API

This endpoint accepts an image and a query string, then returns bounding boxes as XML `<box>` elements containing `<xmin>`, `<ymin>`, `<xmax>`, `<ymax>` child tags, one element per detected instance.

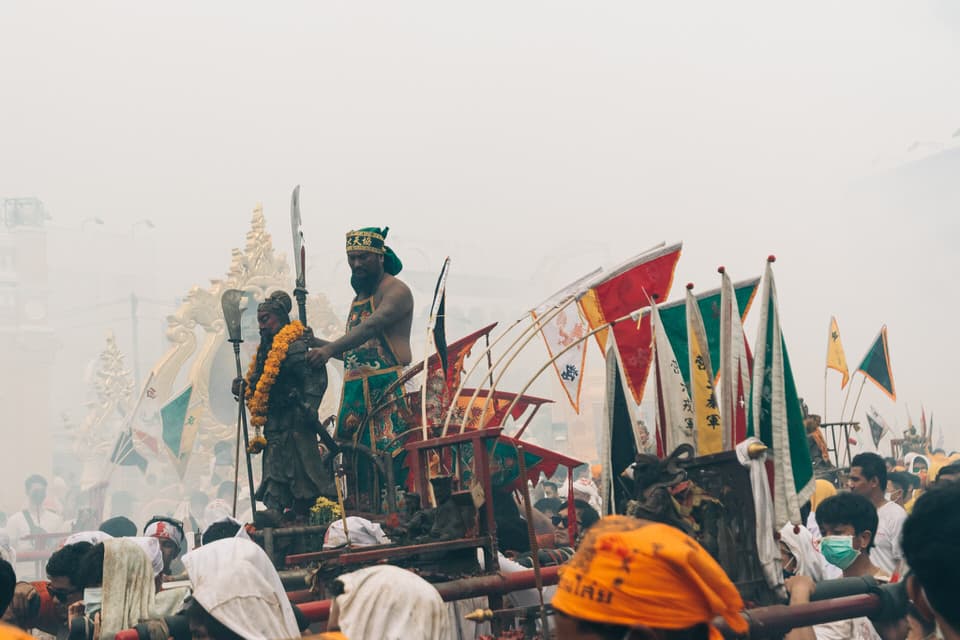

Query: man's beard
<box><xmin>351</xmin><ymin>270</ymin><xmax>381</xmax><ymax>295</ymax></box>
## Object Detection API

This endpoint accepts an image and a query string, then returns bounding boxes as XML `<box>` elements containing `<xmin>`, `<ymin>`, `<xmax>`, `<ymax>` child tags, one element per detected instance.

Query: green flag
<box><xmin>658</xmin><ymin>278</ymin><xmax>760</xmax><ymax>388</ymax></box>
<box><xmin>857</xmin><ymin>326</ymin><xmax>896</xmax><ymax>401</ymax></box>
<box><xmin>161</xmin><ymin>385</ymin><xmax>192</xmax><ymax>458</ymax></box>
<box><xmin>748</xmin><ymin>260</ymin><xmax>814</xmax><ymax>527</ymax></box>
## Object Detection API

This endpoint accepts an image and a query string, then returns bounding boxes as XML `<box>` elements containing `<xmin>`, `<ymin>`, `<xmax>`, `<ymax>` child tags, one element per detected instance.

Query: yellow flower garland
<box><xmin>244</xmin><ymin>320</ymin><xmax>305</xmax><ymax>454</ymax></box>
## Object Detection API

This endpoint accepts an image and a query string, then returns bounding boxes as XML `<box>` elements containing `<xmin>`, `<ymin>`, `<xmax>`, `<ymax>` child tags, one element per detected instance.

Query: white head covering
<box><xmin>62</xmin><ymin>531</ymin><xmax>114</xmax><ymax>548</ymax></box>
<box><xmin>778</xmin><ymin>522</ymin><xmax>824</xmax><ymax>582</ymax></box>
<box><xmin>201</xmin><ymin>516</ymin><xmax>251</xmax><ymax>544</ymax></box>
<box><xmin>100</xmin><ymin>538</ymin><xmax>156</xmax><ymax>640</ymax></box>
<box><xmin>904</xmin><ymin>453</ymin><xmax>930</xmax><ymax>475</ymax></box>
<box><xmin>183</xmin><ymin>537</ymin><xmax>299</xmax><ymax>640</ymax></box>
<box><xmin>143</xmin><ymin>519</ymin><xmax>185</xmax><ymax>553</ymax></box>
<box><xmin>323</xmin><ymin>516</ymin><xmax>390</xmax><ymax>549</ymax></box>
<box><xmin>333</xmin><ymin>565</ymin><xmax>451</xmax><ymax>640</ymax></box>
<box><xmin>203</xmin><ymin>500</ymin><xmax>232</xmax><ymax>527</ymax></box>
<box><xmin>128</xmin><ymin>537</ymin><xmax>165</xmax><ymax>577</ymax></box>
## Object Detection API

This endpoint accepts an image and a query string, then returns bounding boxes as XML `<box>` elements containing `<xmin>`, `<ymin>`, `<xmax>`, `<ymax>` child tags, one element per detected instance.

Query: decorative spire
<box><xmin>226</xmin><ymin>204</ymin><xmax>291</xmax><ymax>288</ymax></box>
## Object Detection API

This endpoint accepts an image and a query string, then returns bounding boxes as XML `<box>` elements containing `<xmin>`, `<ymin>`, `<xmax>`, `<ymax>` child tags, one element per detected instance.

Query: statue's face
<box><xmin>258</xmin><ymin>310</ymin><xmax>284</xmax><ymax>337</ymax></box>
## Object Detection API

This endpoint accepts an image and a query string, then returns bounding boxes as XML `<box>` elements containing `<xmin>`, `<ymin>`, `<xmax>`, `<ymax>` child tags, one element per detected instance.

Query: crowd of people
<box><xmin>0</xmin><ymin>449</ymin><xmax>956</xmax><ymax>639</ymax></box>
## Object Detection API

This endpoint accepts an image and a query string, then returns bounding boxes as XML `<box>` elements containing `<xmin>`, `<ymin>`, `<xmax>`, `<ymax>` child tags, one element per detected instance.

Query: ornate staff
<box><xmin>290</xmin><ymin>185</ymin><xmax>308</xmax><ymax>325</ymax></box>
<box><xmin>221</xmin><ymin>288</ymin><xmax>258</xmax><ymax>519</ymax></box>
<box><xmin>289</xmin><ymin>185</ymin><xmax>341</xmax><ymax>456</ymax></box>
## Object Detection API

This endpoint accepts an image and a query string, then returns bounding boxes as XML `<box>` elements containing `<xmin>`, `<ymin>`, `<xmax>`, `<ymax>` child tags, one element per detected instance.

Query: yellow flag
<box><xmin>687</xmin><ymin>289</ymin><xmax>723</xmax><ymax>455</ymax></box>
<box><xmin>826</xmin><ymin>316</ymin><xmax>850</xmax><ymax>388</ymax></box>
<box><xmin>577</xmin><ymin>288</ymin><xmax>609</xmax><ymax>352</ymax></box>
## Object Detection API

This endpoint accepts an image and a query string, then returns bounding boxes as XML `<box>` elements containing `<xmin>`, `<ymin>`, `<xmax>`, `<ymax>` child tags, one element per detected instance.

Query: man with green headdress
<box><xmin>307</xmin><ymin>228</ymin><xmax>414</xmax><ymax>466</ymax></box>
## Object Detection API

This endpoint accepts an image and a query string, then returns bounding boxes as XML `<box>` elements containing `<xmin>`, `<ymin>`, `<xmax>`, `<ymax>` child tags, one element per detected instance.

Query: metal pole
<box><xmin>232</xmin><ymin>343</ymin><xmax>258</xmax><ymax>519</ymax></box>
<box><xmin>232</xmin><ymin>406</ymin><xmax>242</xmax><ymax>518</ymax></box>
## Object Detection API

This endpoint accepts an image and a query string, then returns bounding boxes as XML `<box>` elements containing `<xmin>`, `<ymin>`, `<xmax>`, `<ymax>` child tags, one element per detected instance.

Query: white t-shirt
<box><xmin>814</xmin><ymin>616</ymin><xmax>882</xmax><ymax>640</ymax></box>
<box><xmin>4</xmin><ymin>507</ymin><xmax>65</xmax><ymax>552</ymax></box>
<box><xmin>870</xmin><ymin>501</ymin><xmax>906</xmax><ymax>575</ymax></box>
<box><xmin>814</xmin><ymin>574</ymin><xmax>890</xmax><ymax>640</ymax></box>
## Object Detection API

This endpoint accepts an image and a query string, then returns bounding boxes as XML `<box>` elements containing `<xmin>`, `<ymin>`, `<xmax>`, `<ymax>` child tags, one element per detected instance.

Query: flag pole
<box><xmin>824</xmin><ymin>319</ymin><xmax>830</xmax><ymax>422</ymax></box>
<box><xmin>838</xmin><ymin>371</ymin><xmax>857</xmax><ymax>423</ymax></box>
<box><xmin>465</xmin><ymin>296</ymin><xmax>580</xmax><ymax>433</ymax></box>
<box><xmin>443</xmin><ymin>268</ymin><xmax>602</xmax><ymax>435</ymax></box>
<box><xmin>453</xmin><ymin>296</ymin><xmax>577</xmax><ymax>434</ymax></box>
<box><xmin>496</xmin><ymin>308</ymin><xmax>645</xmax><ymax>428</ymax></box>
<box><xmin>447</xmin><ymin>244</ymin><xmax>663</xmax><ymax>435</ymax></box>
<box><xmin>844</xmin><ymin>377</ymin><xmax>868</xmax><ymax>425</ymax></box>
<box><xmin>422</xmin><ymin>258</ymin><xmax>451</xmax><ymax>439</ymax></box>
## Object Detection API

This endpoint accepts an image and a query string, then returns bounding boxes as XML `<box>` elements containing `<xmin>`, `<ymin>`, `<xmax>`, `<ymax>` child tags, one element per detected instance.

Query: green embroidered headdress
<box><xmin>345</xmin><ymin>227</ymin><xmax>403</xmax><ymax>275</ymax></box>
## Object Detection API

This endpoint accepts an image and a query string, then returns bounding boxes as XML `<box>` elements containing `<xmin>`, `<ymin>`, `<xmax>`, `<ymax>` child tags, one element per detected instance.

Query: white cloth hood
<box><xmin>183</xmin><ymin>537</ymin><xmax>300</xmax><ymax>640</ymax></box>
<box><xmin>128</xmin><ymin>537</ymin><xmax>165</xmax><ymax>577</ymax></box>
<box><xmin>62</xmin><ymin>531</ymin><xmax>114</xmax><ymax>548</ymax></box>
<box><xmin>334</xmin><ymin>565</ymin><xmax>451</xmax><ymax>640</ymax></box>
<box><xmin>323</xmin><ymin>516</ymin><xmax>390</xmax><ymax>549</ymax></box>
<box><xmin>778</xmin><ymin>522</ymin><xmax>824</xmax><ymax>582</ymax></box>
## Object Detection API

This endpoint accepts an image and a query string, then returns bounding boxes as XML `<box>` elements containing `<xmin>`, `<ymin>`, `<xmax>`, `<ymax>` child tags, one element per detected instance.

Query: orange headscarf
<box><xmin>809</xmin><ymin>479</ymin><xmax>836</xmax><ymax>512</ymax></box>
<box><xmin>0</xmin><ymin>623</ymin><xmax>36</xmax><ymax>640</ymax></box>
<box><xmin>551</xmin><ymin>516</ymin><xmax>747</xmax><ymax>639</ymax></box>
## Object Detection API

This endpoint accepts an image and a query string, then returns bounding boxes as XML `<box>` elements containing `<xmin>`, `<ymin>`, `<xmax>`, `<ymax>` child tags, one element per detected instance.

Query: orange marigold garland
<box><xmin>244</xmin><ymin>320</ymin><xmax>305</xmax><ymax>454</ymax></box>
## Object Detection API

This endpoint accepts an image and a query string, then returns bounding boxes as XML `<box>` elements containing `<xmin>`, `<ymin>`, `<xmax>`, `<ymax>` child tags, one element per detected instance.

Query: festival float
<box><xmin>90</xmin><ymin>189</ymin><xmax>921</xmax><ymax>639</ymax></box>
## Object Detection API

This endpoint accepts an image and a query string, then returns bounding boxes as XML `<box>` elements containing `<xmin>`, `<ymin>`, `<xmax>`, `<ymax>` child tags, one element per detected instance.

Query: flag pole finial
<box><xmin>717</xmin><ymin>265</ymin><xmax>726</xmax><ymax>274</ymax></box>
<box><xmin>767</xmin><ymin>255</ymin><xmax>777</xmax><ymax>263</ymax></box>
<box><xmin>686</xmin><ymin>282</ymin><xmax>694</xmax><ymax>290</ymax></box>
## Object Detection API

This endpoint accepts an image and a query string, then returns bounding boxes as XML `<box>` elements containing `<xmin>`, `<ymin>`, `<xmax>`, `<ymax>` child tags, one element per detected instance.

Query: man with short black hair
<box><xmin>902</xmin><ymin>481</ymin><xmax>960</xmax><ymax>639</ymax></box>
<box><xmin>786</xmin><ymin>493</ymin><xmax>899</xmax><ymax>640</ymax></box>
<box><xmin>935</xmin><ymin>461</ymin><xmax>960</xmax><ymax>485</ymax></box>
<box><xmin>542</xmin><ymin>481</ymin><xmax>558</xmax><ymax>500</ymax></box>
<box><xmin>2</xmin><ymin>541</ymin><xmax>93</xmax><ymax>636</ymax></box>
<box><xmin>4</xmin><ymin>475</ymin><xmax>65</xmax><ymax>564</ymax></box>
<box><xmin>848</xmin><ymin>452</ymin><xmax>906</xmax><ymax>574</ymax></box>
<box><xmin>885</xmin><ymin>471</ymin><xmax>916</xmax><ymax>508</ymax></box>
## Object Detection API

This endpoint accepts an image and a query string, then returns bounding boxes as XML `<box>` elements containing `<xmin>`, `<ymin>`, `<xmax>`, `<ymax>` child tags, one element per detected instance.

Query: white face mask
<box><xmin>83</xmin><ymin>587</ymin><xmax>103</xmax><ymax>616</ymax></box>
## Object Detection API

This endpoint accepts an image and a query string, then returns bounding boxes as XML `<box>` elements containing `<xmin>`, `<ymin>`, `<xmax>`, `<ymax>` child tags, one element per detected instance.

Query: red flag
<box><xmin>413</xmin><ymin>323</ymin><xmax>498</xmax><ymax>427</ymax></box>
<box><xmin>578</xmin><ymin>243</ymin><xmax>683</xmax><ymax>403</ymax></box>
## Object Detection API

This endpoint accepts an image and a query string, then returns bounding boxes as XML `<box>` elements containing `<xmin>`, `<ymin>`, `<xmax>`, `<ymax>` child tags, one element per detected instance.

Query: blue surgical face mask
<box><xmin>820</xmin><ymin>535</ymin><xmax>860</xmax><ymax>570</ymax></box>
<box><xmin>83</xmin><ymin>587</ymin><xmax>103</xmax><ymax>616</ymax></box>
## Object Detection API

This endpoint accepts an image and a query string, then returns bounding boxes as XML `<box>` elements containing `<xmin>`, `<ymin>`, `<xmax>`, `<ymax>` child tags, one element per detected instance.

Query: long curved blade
<box><xmin>291</xmin><ymin>185</ymin><xmax>305</xmax><ymax>288</ymax></box>
<box><xmin>221</xmin><ymin>289</ymin><xmax>245</xmax><ymax>342</ymax></box>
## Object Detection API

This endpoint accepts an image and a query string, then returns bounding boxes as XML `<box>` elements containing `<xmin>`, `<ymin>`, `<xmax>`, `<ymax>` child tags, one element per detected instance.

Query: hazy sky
<box><xmin>3</xmin><ymin>1</ymin><xmax>959</xmax><ymax>459</ymax></box>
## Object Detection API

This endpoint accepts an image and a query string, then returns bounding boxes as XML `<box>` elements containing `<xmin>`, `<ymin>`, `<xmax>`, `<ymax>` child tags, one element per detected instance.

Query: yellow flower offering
<box><xmin>244</xmin><ymin>320</ymin><xmax>306</xmax><ymax>454</ymax></box>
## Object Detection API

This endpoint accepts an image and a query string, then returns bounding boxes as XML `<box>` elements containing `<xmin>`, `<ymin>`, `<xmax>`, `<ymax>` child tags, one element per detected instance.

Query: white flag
<box><xmin>532</xmin><ymin>268</ymin><xmax>601</xmax><ymax>413</ymax></box>
<box><xmin>650</xmin><ymin>298</ymin><xmax>696</xmax><ymax>455</ymax></box>
<box><xmin>719</xmin><ymin>270</ymin><xmax>753</xmax><ymax>450</ymax></box>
